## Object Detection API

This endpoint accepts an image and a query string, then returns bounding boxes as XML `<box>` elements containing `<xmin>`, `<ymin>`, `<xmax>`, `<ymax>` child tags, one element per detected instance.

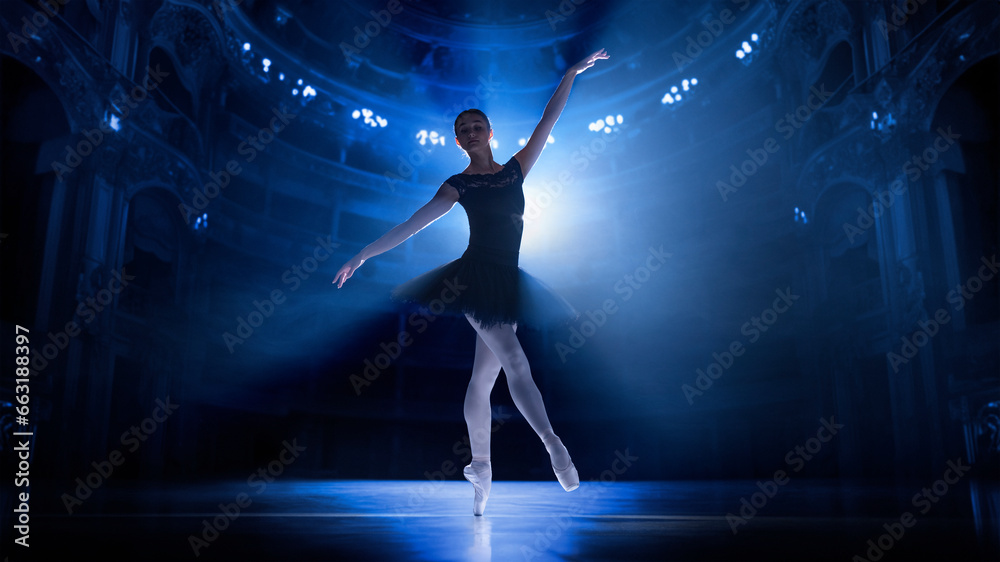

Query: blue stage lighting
<box><xmin>194</xmin><ymin>213</ymin><xmax>209</xmax><ymax>230</ymax></box>
<box><xmin>416</xmin><ymin>130</ymin><xmax>446</xmax><ymax>146</ymax></box>
<box><xmin>104</xmin><ymin>110</ymin><xmax>120</xmax><ymax>131</ymax></box>
<box><xmin>353</xmin><ymin>108</ymin><xmax>387</xmax><ymax>128</ymax></box>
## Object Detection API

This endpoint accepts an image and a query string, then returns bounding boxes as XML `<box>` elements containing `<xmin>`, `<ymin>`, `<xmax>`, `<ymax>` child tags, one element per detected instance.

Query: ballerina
<box><xmin>335</xmin><ymin>48</ymin><xmax>610</xmax><ymax>516</ymax></box>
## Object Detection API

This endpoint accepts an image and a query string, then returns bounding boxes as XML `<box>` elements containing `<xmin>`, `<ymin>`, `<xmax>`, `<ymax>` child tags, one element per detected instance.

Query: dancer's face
<box><xmin>455</xmin><ymin>116</ymin><xmax>492</xmax><ymax>152</ymax></box>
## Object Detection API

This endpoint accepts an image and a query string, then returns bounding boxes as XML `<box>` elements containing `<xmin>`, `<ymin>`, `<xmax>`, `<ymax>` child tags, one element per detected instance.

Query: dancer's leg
<box><xmin>463</xmin><ymin>331</ymin><xmax>505</xmax><ymax>515</ymax></box>
<box><xmin>465</xmin><ymin>317</ymin><xmax>573</xmax><ymax>475</ymax></box>
<box><xmin>464</xmin><ymin>332</ymin><xmax>504</xmax><ymax>460</ymax></box>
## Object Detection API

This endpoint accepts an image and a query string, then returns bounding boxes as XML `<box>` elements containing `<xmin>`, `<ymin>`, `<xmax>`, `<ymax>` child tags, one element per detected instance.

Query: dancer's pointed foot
<box><xmin>542</xmin><ymin>434</ymin><xmax>579</xmax><ymax>492</ymax></box>
<box><xmin>463</xmin><ymin>459</ymin><xmax>492</xmax><ymax>515</ymax></box>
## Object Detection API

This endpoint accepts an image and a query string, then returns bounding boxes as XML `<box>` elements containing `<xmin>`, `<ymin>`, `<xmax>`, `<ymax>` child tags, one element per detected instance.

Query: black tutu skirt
<box><xmin>391</xmin><ymin>244</ymin><xmax>578</xmax><ymax>330</ymax></box>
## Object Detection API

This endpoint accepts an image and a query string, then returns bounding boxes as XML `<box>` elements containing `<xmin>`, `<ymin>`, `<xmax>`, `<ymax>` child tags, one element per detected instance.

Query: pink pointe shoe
<box><xmin>543</xmin><ymin>434</ymin><xmax>579</xmax><ymax>492</ymax></box>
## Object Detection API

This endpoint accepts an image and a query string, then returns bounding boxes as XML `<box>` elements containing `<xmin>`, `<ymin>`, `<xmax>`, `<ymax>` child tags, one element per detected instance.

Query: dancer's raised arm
<box><xmin>514</xmin><ymin>48</ymin><xmax>609</xmax><ymax>178</ymax></box>
<box><xmin>333</xmin><ymin>183</ymin><xmax>459</xmax><ymax>288</ymax></box>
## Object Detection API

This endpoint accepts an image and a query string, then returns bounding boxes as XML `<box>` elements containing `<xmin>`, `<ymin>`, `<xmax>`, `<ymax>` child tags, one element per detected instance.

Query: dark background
<box><xmin>0</xmin><ymin>0</ymin><xmax>997</xmax><ymax>516</ymax></box>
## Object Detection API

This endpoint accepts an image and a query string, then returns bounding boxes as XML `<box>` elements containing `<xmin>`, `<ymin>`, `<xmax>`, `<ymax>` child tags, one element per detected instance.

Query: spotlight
<box><xmin>104</xmin><ymin>110</ymin><xmax>121</xmax><ymax>132</ymax></box>
<box><xmin>662</xmin><ymin>78</ymin><xmax>698</xmax><ymax>108</ymax></box>
<box><xmin>417</xmin><ymin>130</ymin><xmax>445</xmax><ymax>146</ymax></box>
<box><xmin>194</xmin><ymin>213</ymin><xmax>209</xmax><ymax>230</ymax></box>
<box><xmin>870</xmin><ymin>110</ymin><xmax>896</xmax><ymax>137</ymax></box>
<box><xmin>354</xmin><ymin>108</ymin><xmax>388</xmax><ymax>128</ymax></box>
<box><xmin>736</xmin><ymin>31</ymin><xmax>766</xmax><ymax>66</ymax></box>
<box><xmin>590</xmin><ymin>114</ymin><xmax>625</xmax><ymax>132</ymax></box>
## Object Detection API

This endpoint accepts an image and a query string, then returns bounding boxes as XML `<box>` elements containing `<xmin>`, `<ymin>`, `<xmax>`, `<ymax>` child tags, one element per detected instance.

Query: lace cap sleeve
<box><xmin>506</xmin><ymin>156</ymin><xmax>523</xmax><ymax>182</ymax></box>
<box><xmin>446</xmin><ymin>174</ymin><xmax>467</xmax><ymax>199</ymax></box>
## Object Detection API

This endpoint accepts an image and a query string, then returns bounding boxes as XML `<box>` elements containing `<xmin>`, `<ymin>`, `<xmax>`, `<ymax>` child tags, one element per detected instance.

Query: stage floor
<box><xmin>15</xmin><ymin>479</ymin><xmax>999</xmax><ymax>561</ymax></box>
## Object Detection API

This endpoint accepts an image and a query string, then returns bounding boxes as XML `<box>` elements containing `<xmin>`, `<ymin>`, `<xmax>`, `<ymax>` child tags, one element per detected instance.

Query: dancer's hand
<box><xmin>567</xmin><ymin>48</ymin><xmax>609</xmax><ymax>76</ymax></box>
<box><xmin>333</xmin><ymin>256</ymin><xmax>365</xmax><ymax>288</ymax></box>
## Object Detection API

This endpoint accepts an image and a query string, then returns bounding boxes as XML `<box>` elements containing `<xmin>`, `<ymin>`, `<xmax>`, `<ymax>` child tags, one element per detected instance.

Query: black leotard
<box><xmin>392</xmin><ymin>156</ymin><xmax>577</xmax><ymax>329</ymax></box>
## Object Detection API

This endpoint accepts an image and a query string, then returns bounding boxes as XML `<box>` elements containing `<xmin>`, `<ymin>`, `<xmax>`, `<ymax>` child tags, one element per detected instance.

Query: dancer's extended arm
<box><xmin>333</xmin><ymin>183</ymin><xmax>459</xmax><ymax>288</ymax></box>
<box><xmin>514</xmin><ymin>48</ymin><xmax>609</xmax><ymax>178</ymax></box>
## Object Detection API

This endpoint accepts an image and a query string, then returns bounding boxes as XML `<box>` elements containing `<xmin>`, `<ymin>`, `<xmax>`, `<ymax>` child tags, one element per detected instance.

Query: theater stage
<box><xmin>17</xmin><ymin>478</ymin><xmax>998</xmax><ymax>561</ymax></box>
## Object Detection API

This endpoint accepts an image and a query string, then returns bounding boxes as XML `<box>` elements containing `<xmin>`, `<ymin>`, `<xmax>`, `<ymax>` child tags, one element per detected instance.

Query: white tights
<box><xmin>463</xmin><ymin>316</ymin><xmax>570</xmax><ymax>470</ymax></box>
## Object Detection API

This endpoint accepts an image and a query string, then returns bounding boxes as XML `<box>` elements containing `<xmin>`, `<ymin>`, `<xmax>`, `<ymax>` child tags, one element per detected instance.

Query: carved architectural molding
<box><xmin>149</xmin><ymin>1</ymin><xmax>227</xmax><ymax>105</ymax></box>
<box><xmin>776</xmin><ymin>0</ymin><xmax>853</xmax><ymax>73</ymax></box>
<box><xmin>0</xmin><ymin>1</ymin><xmax>204</xmax><ymax>211</ymax></box>
<box><xmin>792</xmin><ymin>2</ymin><xmax>999</xmax><ymax>356</ymax></box>
<box><xmin>795</xmin><ymin>0</ymin><xmax>998</xmax><ymax>218</ymax></box>
<box><xmin>789</xmin><ymin>0</ymin><xmax>852</xmax><ymax>57</ymax></box>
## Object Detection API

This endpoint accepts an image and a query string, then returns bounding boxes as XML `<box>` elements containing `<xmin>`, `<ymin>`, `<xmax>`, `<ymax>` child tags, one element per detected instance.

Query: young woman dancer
<box><xmin>334</xmin><ymin>48</ymin><xmax>609</xmax><ymax>515</ymax></box>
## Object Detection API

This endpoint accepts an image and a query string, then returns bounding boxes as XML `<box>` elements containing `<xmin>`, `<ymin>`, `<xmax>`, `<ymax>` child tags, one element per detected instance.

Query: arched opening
<box><xmin>815</xmin><ymin>40</ymin><xmax>854</xmax><ymax>105</ymax></box>
<box><xmin>927</xmin><ymin>54</ymin><xmax>999</xmax><ymax>327</ymax></box>
<box><xmin>148</xmin><ymin>46</ymin><xmax>195</xmax><ymax>118</ymax></box>
<box><xmin>0</xmin><ymin>56</ymin><xmax>71</xmax><ymax>326</ymax></box>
